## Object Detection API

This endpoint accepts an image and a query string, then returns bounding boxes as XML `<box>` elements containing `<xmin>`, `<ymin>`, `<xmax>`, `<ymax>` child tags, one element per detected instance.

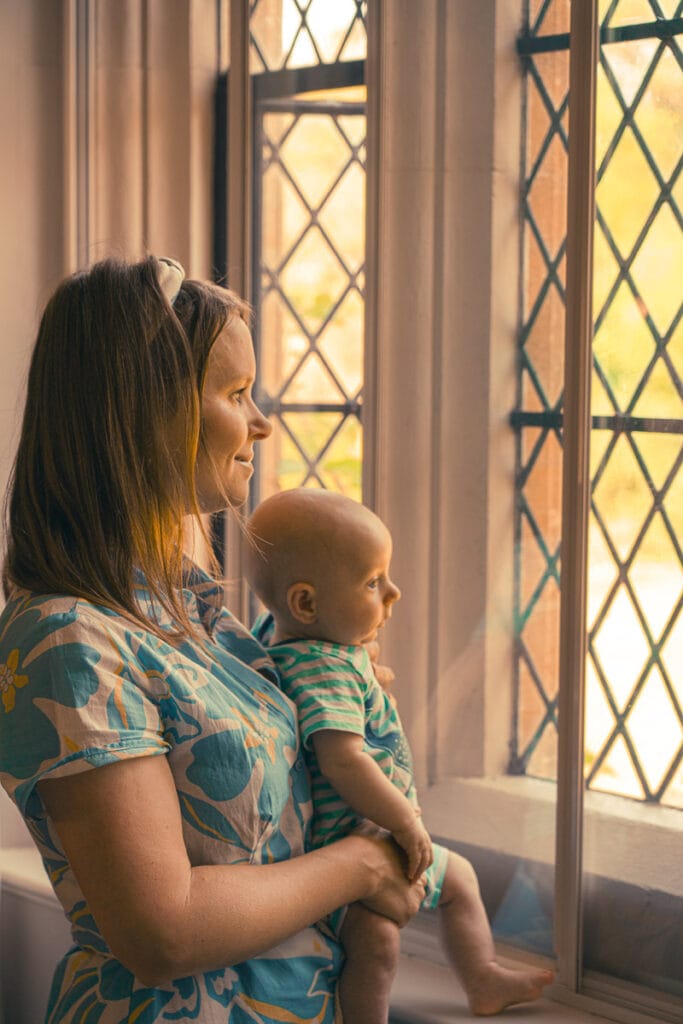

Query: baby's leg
<box><xmin>438</xmin><ymin>851</ymin><xmax>554</xmax><ymax>1016</ymax></box>
<box><xmin>339</xmin><ymin>902</ymin><xmax>401</xmax><ymax>1024</ymax></box>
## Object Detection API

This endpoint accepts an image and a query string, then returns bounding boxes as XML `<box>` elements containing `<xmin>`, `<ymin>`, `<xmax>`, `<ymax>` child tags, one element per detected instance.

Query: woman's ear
<box><xmin>287</xmin><ymin>582</ymin><xmax>317</xmax><ymax>625</ymax></box>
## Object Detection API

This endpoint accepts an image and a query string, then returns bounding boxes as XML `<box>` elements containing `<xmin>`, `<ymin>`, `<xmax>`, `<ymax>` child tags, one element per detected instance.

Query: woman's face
<box><xmin>194</xmin><ymin>317</ymin><xmax>271</xmax><ymax>513</ymax></box>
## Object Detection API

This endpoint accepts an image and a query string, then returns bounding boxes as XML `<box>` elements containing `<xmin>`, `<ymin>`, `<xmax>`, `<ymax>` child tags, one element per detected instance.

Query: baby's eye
<box><xmin>367</xmin><ymin>577</ymin><xmax>380</xmax><ymax>590</ymax></box>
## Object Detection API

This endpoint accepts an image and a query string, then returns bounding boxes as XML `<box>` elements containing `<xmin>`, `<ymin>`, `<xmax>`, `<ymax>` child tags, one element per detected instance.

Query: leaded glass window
<box><xmin>513</xmin><ymin>0</ymin><xmax>683</xmax><ymax>807</ymax></box>
<box><xmin>249</xmin><ymin>0</ymin><xmax>367</xmax><ymax>503</ymax></box>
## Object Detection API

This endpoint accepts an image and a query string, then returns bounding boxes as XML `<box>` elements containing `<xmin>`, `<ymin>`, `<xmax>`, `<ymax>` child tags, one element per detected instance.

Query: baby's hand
<box><xmin>392</xmin><ymin>819</ymin><xmax>433</xmax><ymax>882</ymax></box>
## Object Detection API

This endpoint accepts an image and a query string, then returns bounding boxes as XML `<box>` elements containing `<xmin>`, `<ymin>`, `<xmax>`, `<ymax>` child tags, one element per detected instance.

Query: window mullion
<box><xmin>554</xmin><ymin>0</ymin><xmax>598</xmax><ymax>996</ymax></box>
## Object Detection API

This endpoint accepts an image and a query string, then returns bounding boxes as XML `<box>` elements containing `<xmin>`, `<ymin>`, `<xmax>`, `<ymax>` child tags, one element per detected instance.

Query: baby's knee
<box><xmin>342</xmin><ymin>906</ymin><xmax>401</xmax><ymax>971</ymax></box>
<box><xmin>441</xmin><ymin>850</ymin><xmax>481</xmax><ymax>903</ymax></box>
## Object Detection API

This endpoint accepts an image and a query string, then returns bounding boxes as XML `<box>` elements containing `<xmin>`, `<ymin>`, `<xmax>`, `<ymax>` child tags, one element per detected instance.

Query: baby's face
<box><xmin>314</xmin><ymin>517</ymin><xmax>401</xmax><ymax>646</ymax></box>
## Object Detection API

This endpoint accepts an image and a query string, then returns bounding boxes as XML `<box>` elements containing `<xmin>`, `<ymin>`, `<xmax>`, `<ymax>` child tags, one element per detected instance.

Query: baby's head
<box><xmin>245</xmin><ymin>488</ymin><xmax>401</xmax><ymax>646</ymax></box>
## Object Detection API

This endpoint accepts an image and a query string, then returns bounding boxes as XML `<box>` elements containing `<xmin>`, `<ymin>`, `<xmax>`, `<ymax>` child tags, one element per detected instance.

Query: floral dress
<box><xmin>0</xmin><ymin>565</ymin><xmax>342</xmax><ymax>1023</ymax></box>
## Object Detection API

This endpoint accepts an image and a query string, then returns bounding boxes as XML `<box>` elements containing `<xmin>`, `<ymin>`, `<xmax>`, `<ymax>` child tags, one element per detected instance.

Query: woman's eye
<box><xmin>231</xmin><ymin>388</ymin><xmax>246</xmax><ymax>403</ymax></box>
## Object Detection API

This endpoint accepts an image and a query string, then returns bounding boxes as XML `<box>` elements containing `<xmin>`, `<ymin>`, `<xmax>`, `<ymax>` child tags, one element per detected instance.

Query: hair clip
<box><xmin>156</xmin><ymin>256</ymin><xmax>185</xmax><ymax>305</ymax></box>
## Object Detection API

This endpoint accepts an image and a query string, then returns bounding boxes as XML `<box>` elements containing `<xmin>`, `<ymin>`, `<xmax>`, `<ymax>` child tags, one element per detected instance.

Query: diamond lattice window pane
<box><xmin>261</xmin><ymin>163</ymin><xmax>310</xmax><ymax>270</ymax></box>
<box><xmin>517</xmin><ymin>655</ymin><xmax>555</xmax><ymax>765</ymax></box>
<box><xmin>628</xmin><ymin>512</ymin><xmax>683</xmax><ymax>639</ymax></box>
<box><xmin>281</xmin><ymin>410</ymin><xmax>344</xmax><ymax>464</ymax></box>
<box><xmin>318</xmin><ymin>162</ymin><xmax>366</xmax><ymax>273</ymax></box>
<box><xmin>602</xmin><ymin>36</ymin><xmax>659</xmax><ymax>108</ymax></box>
<box><xmin>280</xmin><ymin>228</ymin><xmax>349</xmax><ymax>333</ymax></box>
<box><xmin>590</xmin><ymin>733</ymin><xmax>645</xmax><ymax>800</ymax></box>
<box><xmin>596</xmin><ymin>59</ymin><xmax>626</xmax><ymax>169</ymax></box>
<box><xmin>520</xmin><ymin>510</ymin><xmax>556</xmax><ymax>616</ymax></box>
<box><xmin>627</xmin><ymin>666</ymin><xmax>683</xmax><ymax>796</ymax></box>
<box><xmin>280</xmin><ymin>115</ymin><xmax>353</xmax><ymax>207</ymax></box>
<box><xmin>317</xmin><ymin>415</ymin><xmax>362</xmax><ymax>499</ymax></box>
<box><xmin>250</xmin><ymin>0</ymin><xmax>302</xmax><ymax>71</ymax></box>
<box><xmin>338</xmin><ymin>16</ymin><xmax>366</xmax><ymax>61</ymax></box>
<box><xmin>532</xmin><ymin>0</ymin><xmax>570</xmax><ymax>37</ymax></box>
<box><xmin>630</xmin><ymin>204</ymin><xmax>683</xmax><ymax>336</ymax></box>
<box><xmin>281</xmin><ymin>352</ymin><xmax>346</xmax><ymax>403</ymax></box>
<box><xmin>317</xmin><ymin>290</ymin><xmax>364</xmax><ymax>397</ymax></box>
<box><xmin>633</xmin><ymin>45</ymin><xmax>682</xmax><ymax>183</ymax></box>
<box><xmin>520</xmin><ymin>580</ymin><xmax>561</xmax><ymax>705</ymax></box>
<box><xmin>592</xmin><ymin>282</ymin><xmax>657</xmax><ymax>413</ymax></box>
<box><xmin>259</xmin><ymin>291</ymin><xmax>308</xmax><ymax>397</ymax></box>
<box><xmin>592</xmin><ymin>434</ymin><xmax>655</xmax><ymax>561</ymax></box>
<box><xmin>592</xmin><ymin>221</ymin><xmax>621</xmax><ymax>320</ymax></box>
<box><xmin>307</xmin><ymin>0</ymin><xmax>365</xmax><ymax>63</ymax></box>
<box><xmin>584</xmin><ymin>656</ymin><xmax>617</xmax><ymax>778</ymax></box>
<box><xmin>596</xmin><ymin>128</ymin><xmax>660</xmax><ymax>258</ymax></box>
<box><xmin>269</xmin><ymin>417</ymin><xmax>310</xmax><ymax>490</ymax></box>
<box><xmin>631</xmin><ymin>358</ymin><xmax>683</xmax><ymax>419</ymax></box>
<box><xmin>524</xmin><ymin>713</ymin><xmax>558</xmax><ymax>781</ymax></box>
<box><xmin>522</xmin><ymin>429</ymin><xmax>563</xmax><ymax>552</ymax></box>
<box><xmin>526</xmin><ymin>72</ymin><xmax>554</xmax><ymax>172</ymax></box>
<box><xmin>528</xmin><ymin>134</ymin><xmax>569</xmax><ymax>260</ymax></box>
<box><xmin>631</xmin><ymin>432</ymin><xmax>682</xmax><ymax>492</ymax></box>
<box><xmin>592</xmin><ymin>586</ymin><xmax>651</xmax><ymax>706</ymax></box>
<box><xmin>523</xmin><ymin>287</ymin><xmax>566</xmax><ymax>410</ymax></box>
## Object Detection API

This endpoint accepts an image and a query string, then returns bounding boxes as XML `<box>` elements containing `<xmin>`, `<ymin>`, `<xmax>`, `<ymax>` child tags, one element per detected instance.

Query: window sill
<box><xmin>390</xmin><ymin>953</ymin><xmax>667</xmax><ymax>1024</ymax></box>
<box><xmin>419</xmin><ymin>774</ymin><xmax>682</xmax><ymax>896</ymax></box>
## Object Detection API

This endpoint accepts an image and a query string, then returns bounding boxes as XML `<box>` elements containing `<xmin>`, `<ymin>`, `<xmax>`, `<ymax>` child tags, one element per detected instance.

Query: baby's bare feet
<box><xmin>467</xmin><ymin>963</ymin><xmax>554</xmax><ymax>1016</ymax></box>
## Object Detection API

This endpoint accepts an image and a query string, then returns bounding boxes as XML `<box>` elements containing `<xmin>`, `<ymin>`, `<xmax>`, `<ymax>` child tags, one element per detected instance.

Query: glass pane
<box><xmin>250</xmin><ymin>0</ymin><xmax>366</xmax><ymax>73</ymax></box>
<box><xmin>253</xmin><ymin>92</ymin><xmax>366</xmax><ymax>501</ymax></box>
<box><xmin>582</xmin><ymin>14</ymin><xmax>683</xmax><ymax>1005</ymax></box>
<box><xmin>503</xmin><ymin>2</ymin><xmax>571</xmax><ymax>964</ymax></box>
<box><xmin>513</xmin><ymin>20</ymin><xmax>569</xmax><ymax>789</ymax></box>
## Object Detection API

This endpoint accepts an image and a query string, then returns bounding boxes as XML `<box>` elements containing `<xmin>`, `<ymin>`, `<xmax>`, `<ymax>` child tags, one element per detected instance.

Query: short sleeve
<box><xmin>273</xmin><ymin>644</ymin><xmax>370</xmax><ymax>750</ymax></box>
<box><xmin>0</xmin><ymin>598</ymin><xmax>168</xmax><ymax>820</ymax></box>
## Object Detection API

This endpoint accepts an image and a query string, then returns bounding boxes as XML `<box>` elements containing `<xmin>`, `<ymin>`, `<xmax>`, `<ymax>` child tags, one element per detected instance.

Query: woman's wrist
<box><xmin>325</xmin><ymin>830</ymin><xmax>389</xmax><ymax>902</ymax></box>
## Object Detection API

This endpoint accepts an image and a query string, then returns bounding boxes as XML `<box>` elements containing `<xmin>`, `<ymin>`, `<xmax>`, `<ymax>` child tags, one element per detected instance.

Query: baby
<box><xmin>245</xmin><ymin>488</ymin><xmax>553</xmax><ymax>1021</ymax></box>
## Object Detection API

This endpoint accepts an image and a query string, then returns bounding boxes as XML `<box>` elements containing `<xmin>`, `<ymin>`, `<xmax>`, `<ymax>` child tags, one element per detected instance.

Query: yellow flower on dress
<box><xmin>0</xmin><ymin>648</ymin><xmax>28</xmax><ymax>712</ymax></box>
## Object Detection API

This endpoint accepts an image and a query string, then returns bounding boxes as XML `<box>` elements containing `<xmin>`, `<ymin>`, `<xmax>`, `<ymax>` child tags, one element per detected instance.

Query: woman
<box><xmin>0</xmin><ymin>256</ymin><xmax>422</xmax><ymax>1023</ymax></box>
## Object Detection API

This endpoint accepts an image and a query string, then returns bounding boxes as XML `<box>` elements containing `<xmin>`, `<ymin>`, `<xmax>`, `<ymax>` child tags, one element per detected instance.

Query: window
<box><xmin>511</xmin><ymin>1</ymin><xmax>682</xmax><ymax>1014</ymax></box>
<box><xmin>513</xmin><ymin>0</ymin><xmax>683</xmax><ymax>808</ymax></box>
<box><xmin>222</xmin><ymin>2</ymin><xmax>683</xmax><ymax>1020</ymax></box>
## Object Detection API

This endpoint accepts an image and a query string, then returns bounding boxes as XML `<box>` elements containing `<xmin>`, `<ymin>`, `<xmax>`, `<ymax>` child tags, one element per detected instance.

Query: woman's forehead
<box><xmin>205</xmin><ymin>318</ymin><xmax>255</xmax><ymax>381</ymax></box>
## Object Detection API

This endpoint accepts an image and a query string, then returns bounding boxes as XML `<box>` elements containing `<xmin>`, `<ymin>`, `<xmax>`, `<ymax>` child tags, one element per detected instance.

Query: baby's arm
<box><xmin>312</xmin><ymin>729</ymin><xmax>433</xmax><ymax>881</ymax></box>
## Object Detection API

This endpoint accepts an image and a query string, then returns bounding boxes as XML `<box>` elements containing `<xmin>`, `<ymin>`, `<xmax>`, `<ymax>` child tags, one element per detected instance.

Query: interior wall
<box><xmin>0</xmin><ymin>0</ymin><xmax>226</xmax><ymax>847</ymax></box>
<box><xmin>364</xmin><ymin>0</ymin><xmax>523</xmax><ymax>786</ymax></box>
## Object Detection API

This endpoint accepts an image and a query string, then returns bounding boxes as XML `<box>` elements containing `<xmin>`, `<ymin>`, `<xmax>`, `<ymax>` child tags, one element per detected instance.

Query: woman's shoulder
<box><xmin>0</xmin><ymin>588</ymin><xmax>132</xmax><ymax>663</ymax></box>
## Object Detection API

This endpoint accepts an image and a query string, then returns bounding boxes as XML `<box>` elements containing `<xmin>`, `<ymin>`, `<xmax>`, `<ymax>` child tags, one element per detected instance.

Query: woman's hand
<box><xmin>348</xmin><ymin>826</ymin><xmax>425</xmax><ymax>926</ymax></box>
<box><xmin>364</xmin><ymin>640</ymin><xmax>397</xmax><ymax>704</ymax></box>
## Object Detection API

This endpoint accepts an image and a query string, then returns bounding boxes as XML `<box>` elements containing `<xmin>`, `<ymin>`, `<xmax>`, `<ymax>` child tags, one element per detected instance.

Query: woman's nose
<box><xmin>251</xmin><ymin>402</ymin><xmax>273</xmax><ymax>440</ymax></box>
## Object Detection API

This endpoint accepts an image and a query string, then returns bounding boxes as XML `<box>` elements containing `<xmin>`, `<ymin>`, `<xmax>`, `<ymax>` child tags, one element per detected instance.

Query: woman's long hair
<box><xmin>3</xmin><ymin>256</ymin><xmax>248</xmax><ymax>640</ymax></box>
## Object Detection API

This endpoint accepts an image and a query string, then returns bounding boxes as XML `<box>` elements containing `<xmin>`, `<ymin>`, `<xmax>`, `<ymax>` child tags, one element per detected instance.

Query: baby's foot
<box><xmin>466</xmin><ymin>963</ymin><xmax>554</xmax><ymax>1016</ymax></box>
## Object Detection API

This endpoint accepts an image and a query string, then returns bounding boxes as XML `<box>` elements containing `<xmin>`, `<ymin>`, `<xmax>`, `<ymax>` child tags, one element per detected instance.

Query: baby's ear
<box><xmin>287</xmin><ymin>582</ymin><xmax>317</xmax><ymax>624</ymax></box>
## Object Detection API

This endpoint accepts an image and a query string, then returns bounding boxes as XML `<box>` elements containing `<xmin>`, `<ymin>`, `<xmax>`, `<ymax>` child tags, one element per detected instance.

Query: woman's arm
<box><xmin>312</xmin><ymin>729</ymin><xmax>433</xmax><ymax>881</ymax></box>
<box><xmin>39</xmin><ymin>754</ymin><xmax>420</xmax><ymax>987</ymax></box>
